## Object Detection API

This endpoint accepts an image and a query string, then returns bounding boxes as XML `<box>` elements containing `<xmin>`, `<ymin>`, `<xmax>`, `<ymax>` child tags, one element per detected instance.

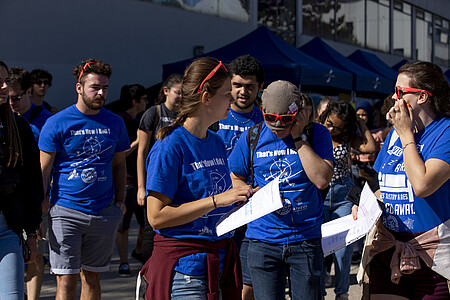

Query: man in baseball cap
<box><xmin>229</xmin><ymin>80</ymin><xmax>334</xmax><ymax>299</ymax></box>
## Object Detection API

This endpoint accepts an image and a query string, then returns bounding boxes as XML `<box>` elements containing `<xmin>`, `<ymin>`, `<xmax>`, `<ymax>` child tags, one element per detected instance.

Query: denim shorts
<box><xmin>170</xmin><ymin>271</ymin><xmax>223</xmax><ymax>300</ymax></box>
<box><xmin>48</xmin><ymin>203</ymin><xmax>123</xmax><ymax>274</ymax></box>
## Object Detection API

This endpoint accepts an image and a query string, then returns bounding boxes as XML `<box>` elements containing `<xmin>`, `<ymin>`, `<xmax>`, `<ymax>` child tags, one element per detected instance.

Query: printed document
<box><xmin>216</xmin><ymin>176</ymin><xmax>283</xmax><ymax>236</ymax></box>
<box><xmin>321</xmin><ymin>183</ymin><xmax>382</xmax><ymax>256</ymax></box>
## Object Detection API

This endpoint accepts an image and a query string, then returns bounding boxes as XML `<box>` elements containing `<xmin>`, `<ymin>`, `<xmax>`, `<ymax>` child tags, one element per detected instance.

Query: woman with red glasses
<box><xmin>141</xmin><ymin>57</ymin><xmax>254</xmax><ymax>300</ymax></box>
<box><xmin>357</xmin><ymin>62</ymin><xmax>450</xmax><ymax>299</ymax></box>
<box><xmin>229</xmin><ymin>81</ymin><xmax>335</xmax><ymax>299</ymax></box>
<box><xmin>318</xmin><ymin>101</ymin><xmax>376</xmax><ymax>299</ymax></box>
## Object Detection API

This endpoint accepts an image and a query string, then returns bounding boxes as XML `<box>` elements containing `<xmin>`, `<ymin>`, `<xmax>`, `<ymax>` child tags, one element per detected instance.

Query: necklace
<box><xmin>230</xmin><ymin>109</ymin><xmax>254</xmax><ymax>124</ymax></box>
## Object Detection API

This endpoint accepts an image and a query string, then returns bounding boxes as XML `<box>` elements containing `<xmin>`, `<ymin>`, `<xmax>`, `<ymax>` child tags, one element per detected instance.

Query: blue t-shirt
<box><xmin>22</xmin><ymin>103</ymin><xmax>53</xmax><ymax>140</ymax></box>
<box><xmin>217</xmin><ymin>107</ymin><xmax>263</xmax><ymax>157</ymax></box>
<box><xmin>374</xmin><ymin>117</ymin><xmax>450</xmax><ymax>233</ymax></box>
<box><xmin>39</xmin><ymin>105</ymin><xmax>130</xmax><ymax>214</ymax></box>
<box><xmin>228</xmin><ymin>122</ymin><xmax>334</xmax><ymax>244</ymax></box>
<box><xmin>146</xmin><ymin>126</ymin><xmax>233</xmax><ymax>274</ymax></box>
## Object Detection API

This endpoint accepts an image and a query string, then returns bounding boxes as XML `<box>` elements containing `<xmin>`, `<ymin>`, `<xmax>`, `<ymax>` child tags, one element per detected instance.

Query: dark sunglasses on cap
<box><xmin>197</xmin><ymin>61</ymin><xmax>228</xmax><ymax>93</ymax></box>
<box><xmin>395</xmin><ymin>86</ymin><xmax>433</xmax><ymax>99</ymax></box>
<box><xmin>262</xmin><ymin>106</ymin><xmax>299</xmax><ymax>124</ymax></box>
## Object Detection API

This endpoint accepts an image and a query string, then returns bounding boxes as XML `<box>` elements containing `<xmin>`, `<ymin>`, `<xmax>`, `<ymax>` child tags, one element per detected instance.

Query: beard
<box><xmin>81</xmin><ymin>92</ymin><xmax>105</xmax><ymax>111</ymax></box>
<box><xmin>233</xmin><ymin>97</ymin><xmax>254</xmax><ymax>110</ymax></box>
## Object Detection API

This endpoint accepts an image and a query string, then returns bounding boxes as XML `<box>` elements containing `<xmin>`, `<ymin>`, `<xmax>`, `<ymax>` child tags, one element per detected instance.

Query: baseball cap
<box><xmin>261</xmin><ymin>80</ymin><xmax>301</xmax><ymax>130</ymax></box>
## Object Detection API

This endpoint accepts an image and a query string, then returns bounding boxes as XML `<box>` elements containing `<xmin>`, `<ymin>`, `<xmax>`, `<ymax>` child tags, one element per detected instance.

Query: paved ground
<box><xmin>36</xmin><ymin>218</ymin><xmax>362</xmax><ymax>299</ymax></box>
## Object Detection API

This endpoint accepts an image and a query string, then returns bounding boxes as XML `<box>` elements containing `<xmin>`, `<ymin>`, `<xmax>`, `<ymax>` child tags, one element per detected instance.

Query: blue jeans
<box><xmin>248</xmin><ymin>238</ymin><xmax>323</xmax><ymax>300</ymax></box>
<box><xmin>0</xmin><ymin>212</ymin><xmax>24</xmax><ymax>300</ymax></box>
<box><xmin>323</xmin><ymin>176</ymin><xmax>354</xmax><ymax>295</ymax></box>
<box><xmin>170</xmin><ymin>271</ymin><xmax>222</xmax><ymax>300</ymax></box>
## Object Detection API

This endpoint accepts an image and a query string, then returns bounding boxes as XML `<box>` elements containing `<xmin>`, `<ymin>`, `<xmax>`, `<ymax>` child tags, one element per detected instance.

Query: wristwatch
<box><xmin>293</xmin><ymin>134</ymin><xmax>308</xmax><ymax>143</ymax></box>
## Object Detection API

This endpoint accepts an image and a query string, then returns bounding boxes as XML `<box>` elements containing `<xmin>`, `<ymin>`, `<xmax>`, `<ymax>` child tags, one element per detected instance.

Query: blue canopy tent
<box><xmin>347</xmin><ymin>50</ymin><xmax>398</xmax><ymax>83</ymax></box>
<box><xmin>445</xmin><ymin>69</ymin><xmax>450</xmax><ymax>83</ymax></box>
<box><xmin>392</xmin><ymin>59</ymin><xmax>408</xmax><ymax>72</ymax></box>
<box><xmin>299</xmin><ymin>37</ymin><xmax>393</xmax><ymax>95</ymax></box>
<box><xmin>163</xmin><ymin>26</ymin><xmax>353</xmax><ymax>92</ymax></box>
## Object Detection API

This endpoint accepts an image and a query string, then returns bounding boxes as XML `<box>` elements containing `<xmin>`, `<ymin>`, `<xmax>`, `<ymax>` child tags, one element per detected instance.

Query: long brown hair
<box><xmin>398</xmin><ymin>61</ymin><xmax>450</xmax><ymax>118</ymax></box>
<box><xmin>0</xmin><ymin>60</ymin><xmax>23</xmax><ymax>167</ymax></box>
<box><xmin>157</xmin><ymin>57</ymin><xmax>230</xmax><ymax>140</ymax></box>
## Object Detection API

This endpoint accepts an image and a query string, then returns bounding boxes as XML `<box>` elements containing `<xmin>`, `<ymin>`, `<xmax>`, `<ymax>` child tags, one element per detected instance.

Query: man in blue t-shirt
<box><xmin>8</xmin><ymin>67</ymin><xmax>53</xmax><ymax>140</ymax></box>
<box><xmin>216</xmin><ymin>55</ymin><xmax>264</xmax><ymax>300</ymax></box>
<box><xmin>39</xmin><ymin>59</ymin><xmax>130</xmax><ymax>300</ymax></box>
<box><xmin>217</xmin><ymin>55</ymin><xmax>264</xmax><ymax>158</ymax></box>
<box><xmin>229</xmin><ymin>81</ymin><xmax>334</xmax><ymax>300</ymax></box>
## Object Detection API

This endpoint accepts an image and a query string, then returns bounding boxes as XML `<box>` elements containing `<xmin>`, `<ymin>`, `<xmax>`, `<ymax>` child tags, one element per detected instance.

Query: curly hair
<box><xmin>398</xmin><ymin>61</ymin><xmax>450</xmax><ymax>118</ymax></box>
<box><xmin>72</xmin><ymin>58</ymin><xmax>112</xmax><ymax>84</ymax></box>
<box><xmin>318</xmin><ymin>101</ymin><xmax>357</xmax><ymax>144</ymax></box>
<box><xmin>229</xmin><ymin>55</ymin><xmax>264</xmax><ymax>84</ymax></box>
<box><xmin>157</xmin><ymin>57</ymin><xmax>230</xmax><ymax>140</ymax></box>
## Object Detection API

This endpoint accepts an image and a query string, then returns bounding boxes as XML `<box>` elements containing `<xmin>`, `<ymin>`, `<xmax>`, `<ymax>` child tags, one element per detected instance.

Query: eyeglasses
<box><xmin>325</xmin><ymin>118</ymin><xmax>344</xmax><ymax>133</ymax></box>
<box><xmin>197</xmin><ymin>61</ymin><xmax>228</xmax><ymax>93</ymax></box>
<box><xmin>34</xmin><ymin>80</ymin><xmax>50</xmax><ymax>86</ymax></box>
<box><xmin>78</xmin><ymin>62</ymin><xmax>98</xmax><ymax>83</ymax></box>
<box><xmin>395</xmin><ymin>86</ymin><xmax>433</xmax><ymax>99</ymax></box>
<box><xmin>262</xmin><ymin>106</ymin><xmax>299</xmax><ymax>124</ymax></box>
<box><xmin>9</xmin><ymin>92</ymin><xmax>25</xmax><ymax>102</ymax></box>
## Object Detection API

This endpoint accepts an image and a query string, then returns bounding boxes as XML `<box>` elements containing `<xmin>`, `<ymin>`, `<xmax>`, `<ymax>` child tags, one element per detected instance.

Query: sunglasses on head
<box><xmin>262</xmin><ymin>106</ymin><xmax>299</xmax><ymax>124</ymax></box>
<box><xmin>78</xmin><ymin>62</ymin><xmax>99</xmax><ymax>84</ymax></box>
<box><xmin>395</xmin><ymin>86</ymin><xmax>433</xmax><ymax>99</ymax></box>
<box><xmin>197</xmin><ymin>61</ymin><xmax>228</xmax><ymax>93</ymax></box>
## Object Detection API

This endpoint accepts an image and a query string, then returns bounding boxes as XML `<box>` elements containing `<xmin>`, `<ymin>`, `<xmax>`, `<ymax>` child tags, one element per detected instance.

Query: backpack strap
<box><xmin>247</xmin><ymin>122</ymin><xmax>263</xmax><ymax>187</ymax></box>
<box><xmin>28</xmin><ymin>105</ymin><xmax>44</xmax><ymax>124</ymax></box>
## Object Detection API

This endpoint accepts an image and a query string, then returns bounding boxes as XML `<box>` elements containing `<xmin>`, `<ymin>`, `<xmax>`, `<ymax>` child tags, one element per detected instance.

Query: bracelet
<box><xmin>212</xmin><ymin>195</ymin><xmax>217</xmax><ymax>209</ymax></box>
<box><xmin>402</xmin><ymin>141</ymin><xmax>416</xmax><ymax>151</ymax></box>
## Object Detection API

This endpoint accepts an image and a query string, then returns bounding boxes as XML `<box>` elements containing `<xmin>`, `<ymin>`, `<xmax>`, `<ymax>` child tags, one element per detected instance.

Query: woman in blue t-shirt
<box><xmin>356</xmin><ymin>62</ymin><xmax>450</xmax><ymax>299</ymax></box>
<box><xmin>142</xmin><ymin>57</ymin><xmax>254</xmax><ymax>300</ymax></box>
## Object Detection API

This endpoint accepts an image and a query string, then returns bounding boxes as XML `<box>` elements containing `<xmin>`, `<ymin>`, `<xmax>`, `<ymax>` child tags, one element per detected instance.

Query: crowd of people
<box><xmin>0</xmin><ymin>55</ymin><xmax>448</xmax><ymax>300</ymax></box>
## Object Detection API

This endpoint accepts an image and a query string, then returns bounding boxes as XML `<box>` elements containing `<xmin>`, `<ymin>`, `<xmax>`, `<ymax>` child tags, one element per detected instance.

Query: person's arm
<box><xmin>387</xmin><ymin>100</ymin><xmax>450</xmax><ymax>197</ymax></box>
<box><xmin>295</xmin><ymin>141</ymin><xmax>334</xmax><ymax>189</ymax></box>
<box><xmin>112</xmin><ymin>151</ymin><xmax>127</xmax><ymax>214</ymax></box>
<box><xmin>351</xmin><ymin>118</ymin><xmax>376</xmax><ymax>154</ymax></box>
<box><xmin>124</xmin><ymin>129</ymin><xmax>139</xmax><ymax>157</ymax></box>
<box><xmin>352</xmin><ymin>189</ymin><xmax>381</xmax><ymax>220</ymax></box>
<box><xmin>40</xmin><ymin>151</ymin><xmax>56</xmax><ymax>196</ymax></box>
<box><xmin>291</xmin><ymin>109</ymin><xmax>334</xmax><ymax>189</ymax></box>
<box><xmin>137</xmin><ymin>129</ymin><xmax>152</xmax><ymax>206</ymax></box>
<box><xmin>147</xmin><ymin>184</ymin><xmax>253</xmax><ymax>230</ymax></box>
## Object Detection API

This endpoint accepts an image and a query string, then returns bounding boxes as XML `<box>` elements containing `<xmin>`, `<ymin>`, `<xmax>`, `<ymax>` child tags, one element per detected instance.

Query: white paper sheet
<box><xmin>321</xmin><ymin>182</ymin><xmax>382</xmax><ymax>257</ymax></box>
<box><xmin>216</xmin><ymin>176</ymin><xmax>283</xmax><ymax>236</ymax></box>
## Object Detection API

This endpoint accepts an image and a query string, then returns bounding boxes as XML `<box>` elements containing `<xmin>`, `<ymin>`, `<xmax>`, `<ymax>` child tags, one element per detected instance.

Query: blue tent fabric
<box><xmin>392</xmin><ymin>59</ymin><xmax>408</xmax><ymax>72</ymax></box>
<box><xmin>347</xmin><ymin>50</ymin><xmax>398</xmax><ymax>82</ymax></box>
<box><xmin>163</xmin><ymin>26</ymin><xmax>353</xmax><ymax>91</ymax></box>
<box><xmin>299</xmin><ymin>37</ymin><xmax>393</xmax><ymax>94</ymax></box>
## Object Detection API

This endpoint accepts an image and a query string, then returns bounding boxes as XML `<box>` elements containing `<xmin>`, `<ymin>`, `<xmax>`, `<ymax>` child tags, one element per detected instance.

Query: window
<box><xmin>259</xmin><ymin>0</ymin><xmax>297</xmax><ymax>44</ymax></box>
<box><xmin>302</xmin><ymin>0</ymin><xmax>334</xmax><ymax>40</ymax></box>
<box><xmin>366</xmin><ymin>0</ymin><xmax>389</xmax><ymax>52</ymax></box>
<box><xmin>393</xmin><ymin>2</ymin><xmax>411</xmax><ymax>58</ymax></box>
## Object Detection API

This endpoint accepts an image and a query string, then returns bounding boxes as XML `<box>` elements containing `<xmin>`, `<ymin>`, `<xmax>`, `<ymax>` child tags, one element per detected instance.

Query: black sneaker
<box><xmin>119</xmin><ymin>263</ymin><xmax>131</xmax><ymax>277</ymax></box>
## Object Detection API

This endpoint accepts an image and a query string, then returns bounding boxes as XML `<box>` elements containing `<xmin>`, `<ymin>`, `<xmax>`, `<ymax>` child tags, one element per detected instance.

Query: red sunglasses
<box><xmin>197</xmin><ymin>61</ymin><xmax>228</xmax><ymax>93</ymax></box>
<box><xmin>77</xmin><ymin>62</ymin><xmax>98</xmax><ymax>83</ymax></box>
<box><xmin>262</xmin><ymin>106</ymin><xmax>299</xmax><ymax>124</ymax></box>
<box><xmin>395</xmin><ymin>86</ymin><xmax>433</xmax><ymax>99</ymax></box>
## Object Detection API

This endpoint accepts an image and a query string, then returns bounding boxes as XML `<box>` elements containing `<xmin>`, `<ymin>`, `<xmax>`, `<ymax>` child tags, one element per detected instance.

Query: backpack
<box><xmin>247</xmin><ymin>121</ymin><xmax>330</xmax><ymax>200</ymax></box>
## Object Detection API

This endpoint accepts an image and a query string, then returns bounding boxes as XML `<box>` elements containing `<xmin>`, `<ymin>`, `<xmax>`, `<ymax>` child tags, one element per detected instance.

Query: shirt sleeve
<box><xmin>38</xmin><ymin>115</ymin><xmax>61</xmax><ymax>153</ymax></box>
<box><xmin>426</xmin><ymin>125</ymin><xmax>450</xmax><ymax>165</ymax></box>
<box><xmin>312</xmin><ymin>123</ymin><xmax>335</xmax><ymax>163</ymax></box>
<box><xmin>139</xmin><ymin>106</ymin><xmax>157</xmax><ymax>131</ymax></box>
<box><xmin>146</xmin><ymin>139</ymin><xmax>181</xmax><ymax>200</ymax></box>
